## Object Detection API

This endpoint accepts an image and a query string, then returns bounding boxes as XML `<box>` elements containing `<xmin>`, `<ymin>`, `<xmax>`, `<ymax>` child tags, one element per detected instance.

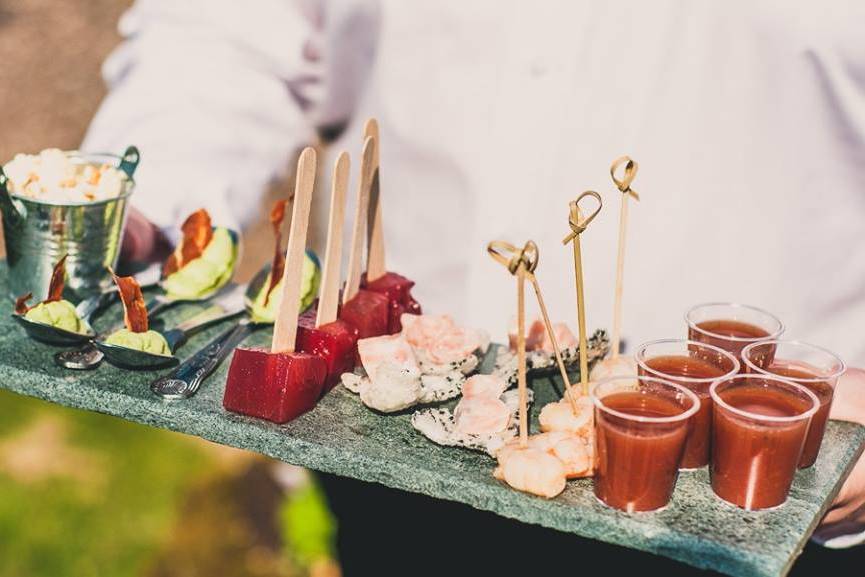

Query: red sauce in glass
<box><xmin>640</xmin><ymin>355</ymin><xmax>726</xmax><ymax>468</ymax></box>
<box><xmin>594</xmin><ymin>392</ymin><xmax>690</xmax><ymax>512</ymax></box>
<box><xmin>690</xmin><ymin>319</ymin><xmax>772</xmax><ymax>361</ymax></box>
<box><xmin>766</xmin><ymin>363</ymin><xmax>833</xmax><ymax>468</ymax></box>
<box><xmin>711</xmin><ymin>385</ymin><xmax>811</xmax><ymax>509</ymax></box>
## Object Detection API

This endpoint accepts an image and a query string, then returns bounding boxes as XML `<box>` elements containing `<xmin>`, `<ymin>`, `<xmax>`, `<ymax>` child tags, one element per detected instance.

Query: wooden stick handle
<box><xmin>316</xmin><ymin>151</ymin><xmax>350</xmax><ymax>327</ymax></box>
<box><xmin>609</xmin><ymin>156</ymin><xmax>638</xmax><ymax>358</ymax></box>
<box><xmin>343</xmin><ymin>136</ymin><xmax>376</xmax><ymax>304</ymax></box>
<box><xmin>364</xmin><ymin>118</ymin><xmax>386</xmax><ymax>281</ymax></box>
<box><xmin>516</xmin><ymin>265</ymin><xmax>528</xmax><ymax>448</ymax></box>
<box><xmin>272</xmin><ymin>147</ymin><xmax>317</xmax><ymax>353</ymax></box>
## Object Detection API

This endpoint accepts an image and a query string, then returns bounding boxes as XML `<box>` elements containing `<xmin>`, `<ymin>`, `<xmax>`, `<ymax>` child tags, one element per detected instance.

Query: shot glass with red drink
<box><xmin>685</xmin><ymin>303</ymin><xmax>783</xmax><ymax>364</ymax></box>
<box><xmin>741</xmin><ymin>340</ymin><xmax>845</xmax><ymax>469</ymax></box>
<box><xmin>591</xmin><ymin>376</ymin><xmax>700</xmax><ymax>513</ymax></box>
<box><xmin>709</xmin><ymin>374</ymin><xmax>818</xmax><ymax>510</ymax></box>
<box><xmin>636</xmin><ymin>339</ymin><xmax>739</xmax><ymax>469</ymax></box>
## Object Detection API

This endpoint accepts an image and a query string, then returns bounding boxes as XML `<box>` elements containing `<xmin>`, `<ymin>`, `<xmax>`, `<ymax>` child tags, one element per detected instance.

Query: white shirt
<box><xmin>84</xmin><ymin>0</ymin><xmax>865</xmax><ymax>364</ymax></box>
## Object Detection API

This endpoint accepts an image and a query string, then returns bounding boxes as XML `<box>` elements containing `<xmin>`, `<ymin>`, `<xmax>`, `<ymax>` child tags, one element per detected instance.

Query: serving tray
<box><xmin>0</xmin><ymin>267</ymin><xmax>861</xmax><ymax>577</ymax></box>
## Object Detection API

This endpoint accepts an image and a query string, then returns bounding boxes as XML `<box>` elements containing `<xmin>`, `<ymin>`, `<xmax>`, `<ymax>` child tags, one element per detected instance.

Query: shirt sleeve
<box><xmin>81</xmin><ymin>0</ymin><xmax>379</xmax><ymax>238</ymax></box>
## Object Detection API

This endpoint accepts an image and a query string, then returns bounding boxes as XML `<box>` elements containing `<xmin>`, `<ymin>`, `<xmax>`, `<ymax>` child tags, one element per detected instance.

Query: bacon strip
<box><xmin>264</xmin><ymin>199</ymin><xmax>289</xmax><ymax>305</ymax></box>
<box><xmin>14</xmin><ymin>255</ymin><xmax>68</xmax><ymax>315</ymax></box>
<box><xmin>109</xmin><ymin>268</ymin><xmax>149</xmax><ymax>333</ymax></box>
<box><xmin>14</xmin><ymin>293</ymin><xmax>33</xmax><ymax>315</ymax></box>
<box><xmin>163</xmin><ymin>209</ymin><xmax>214</xmax><ymax>276</ymax></box>
<box><xmin>46</xmin><ymin>254</ymin><xmax>67</xmax><ymax>303</ymax></box>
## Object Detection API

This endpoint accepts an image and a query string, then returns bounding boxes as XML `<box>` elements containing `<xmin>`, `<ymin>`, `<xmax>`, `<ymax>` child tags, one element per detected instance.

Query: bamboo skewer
<box><xmin>272</xmin><ymin>147</ymin><xmax>317</xmax><ymax>353</ymax></box>
<box><xmin>562</xmin><ymin>191</ymin><xmax>603</xmax><ymax>395</ymax></box>
<box><xmin>516</xmin><ymin>263</ymin><xmax>528</xmax><ymax>447</ymax></box>
<box><xmin>364</xmin><ymin>118</ymin><xmax>387</xmax><ymax>281</ymax></box>
<box><xmin>609</xmin><ymin>156</ymin><xmax>639</xmax><ymax>359</ymax></box>
<box><xmin>343</xmin><ymin>137</ymin><xmax>377</xmax><ymax>305</ymax></box>
<box><xmin>315</xmin><ymin>152</ymin><xmax>350</xmax><ymax>327</ymax></box>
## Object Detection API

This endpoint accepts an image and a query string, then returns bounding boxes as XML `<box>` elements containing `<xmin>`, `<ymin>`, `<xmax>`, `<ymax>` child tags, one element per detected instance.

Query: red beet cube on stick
<box><xmin>296</xmin><ymin>152</ymin><xmax>359</xmax><ymax>392</ymax></box>
<box><xmin>223</xmin><ymin>148</ymin><xmax>326</xmax><ymax>424</ymax></box>
<box><xmin>360</xmin><ymin>119</ymin><xmax>421</xmax><ymax>334</ymax></box>
<box><xmin>362</xmin><ymin>272</ymin><xmax>421</xmax><ymax>333</ymax></box>
<box><xmin>339</xmin><ymin>289</ymin><xmax>389</xmax><ymax>339</ymax></box>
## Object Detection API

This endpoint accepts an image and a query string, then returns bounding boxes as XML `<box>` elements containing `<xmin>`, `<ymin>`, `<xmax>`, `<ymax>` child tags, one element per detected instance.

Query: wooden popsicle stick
<box><xmin>272</xmin><ymin>147</ymin><xmax>317</xmax><ymax>353</ymax></box>
<box><xmin>516</xmin><ymin>264</ymin><xmax>528</xmax><ymax>448</ymax></box>
<box><xmin>364</xmin><ymin>118</ymin><xmax>387</xmax><ymax>281</ymax></box>
<box><xmin>609</xmin><ymin>156</ymin><xmax>639</xmax><ymax>359</ymax></box>
<box><xmin>316</xmin><ymin>152</ymin><xmax>350</xmax><ymax>327</ymax></box>
<box><xmin>562</xmin><ymin>191</ymin><xmax>602</xmax><ymax>395</ymax></box>
<box><xmin>343</xmin><ymin>136</ymin><xmax>377</xmax><ymax>304</ymax></box>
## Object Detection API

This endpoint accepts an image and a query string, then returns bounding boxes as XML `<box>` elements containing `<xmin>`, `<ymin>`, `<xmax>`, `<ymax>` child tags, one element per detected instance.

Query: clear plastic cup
<box><xmin>741</xmin><ymin>340</ymin><xmax>845</xmax><ymax>468</ymax></box>
<box><xmin>710</xmin><ymin>374</ymin><xmax>818</xmax><ymax>510</ymax></box>
<box><xmin>636</xmin><ymin>339</ymin><xmax>739</xmax><ymax>469</ymax></box>
<box><xmin>685</xmin><ymin>302</ymin><xmax>784</xmax><ymax>364</ymax></box>
<box><xmin>591</xmin><ymin>375</ymin><xmax>700</xmax><ymax>513</ymax></box>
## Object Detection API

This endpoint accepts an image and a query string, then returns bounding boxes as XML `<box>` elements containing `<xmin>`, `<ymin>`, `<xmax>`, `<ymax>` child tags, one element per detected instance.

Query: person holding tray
<box><xmin>80</xmin><ymin>0</ymin><xmax>865</xmax><ymax>572</ymax></box>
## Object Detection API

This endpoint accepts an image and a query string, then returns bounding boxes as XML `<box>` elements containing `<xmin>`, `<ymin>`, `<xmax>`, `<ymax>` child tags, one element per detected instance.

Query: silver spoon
<box><xmin>13</xmin><ymin>263</ymin><xmax>162</xmax><ymax>346</ymax></box>
<box><xmin>150</xmin><ymin>265</ymin><xmax>273</xmax><ymax>399</ymax></box>
<box><xmin>96</xmin><ymin>283</ymin><xmax>246</xmax><ymax>370</ymax></box>
<box><xmin>54</xmin><ymin>230</ymin><xmax>241</xmax><ymax>370</ymax></box>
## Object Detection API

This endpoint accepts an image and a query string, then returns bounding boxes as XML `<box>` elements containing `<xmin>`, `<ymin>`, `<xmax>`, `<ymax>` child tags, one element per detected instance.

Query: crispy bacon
<box><xmin>109</xmin><ymin>268</ymin><xmax>149</xmax><ymax>333</ymax></box>
<box><xmin>46</xmin><ymin>254</ymin><xmax>67</xmax><ymax>303</ymax></box>
<box><xmin>264</xmin><ymin>199</ymin><xmax>289</xmax><ymax>305</ymax></box>
<box><xmin>163</xmin><ymin>209</ymin><xmax>214</xmax><ymax>276</ymax></box>
<box><xmin>14</xmin><ymin>293</ymin><xmax>33</xmax><ymax>315</ymax></box>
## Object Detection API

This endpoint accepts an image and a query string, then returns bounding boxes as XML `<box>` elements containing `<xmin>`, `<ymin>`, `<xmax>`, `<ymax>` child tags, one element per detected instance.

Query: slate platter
<box><xmin>0</xmin><ymin>267</ymin><xmax>861</xmax><ymax>577</ymax></box>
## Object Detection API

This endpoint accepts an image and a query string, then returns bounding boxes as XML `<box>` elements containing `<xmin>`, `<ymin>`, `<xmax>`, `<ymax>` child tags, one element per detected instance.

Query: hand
<box><xmin>120</xmin><ymin>207</ymin><xmax>171</xmax><ymax>264</ymax></box>
<box><xmin>814</xmin><ymin>368</ymin><xmax>865</xmax><ymax>542</ymax></box>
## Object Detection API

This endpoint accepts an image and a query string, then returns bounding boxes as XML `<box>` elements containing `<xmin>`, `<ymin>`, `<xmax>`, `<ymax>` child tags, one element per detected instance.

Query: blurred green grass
<box><xmin>0</xmin><ymin>389</ymin><xmax>337</xmax><ymax>577</ymax></box>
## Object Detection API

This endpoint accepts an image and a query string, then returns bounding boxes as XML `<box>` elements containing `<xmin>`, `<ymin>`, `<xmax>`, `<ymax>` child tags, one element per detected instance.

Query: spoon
<box><xmin>150</xmin><ymin>265</ymin><xmax>272</xmax><ymax>399</ymax></box>
<box><xmin>14</xmin><ymin>263</ymin><xmax>162</xmax><ymax>346</ymax></box>
<box><xmin>96</xmin><ymin>282</ymin><xmax>247</xmax><ymax>370</ymax></box>
<box><xmin>54</xmin><ymin>230</ymin><xmax>241</xmax><ymax>370</ymax></box>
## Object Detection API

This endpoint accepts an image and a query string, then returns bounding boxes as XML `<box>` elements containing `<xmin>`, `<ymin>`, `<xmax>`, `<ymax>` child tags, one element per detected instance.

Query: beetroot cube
<box><xmin>339</xmin><ymin>289</ymin><xmax>390</xmax><ymax>339</ymax></box>
<box><xmin>297</xmin><ymin>316</ymin><xmax>359</xmax><ymax>393</ymax></box>
<box><xmin>223</xmin><ymin>347</ymin><xmax>327</xmax><ymax>424</ymax></box>
<box><xmin>362</xmin><ymin>272</ymin><xmax>422</xmax><ymax>333</ymax></box>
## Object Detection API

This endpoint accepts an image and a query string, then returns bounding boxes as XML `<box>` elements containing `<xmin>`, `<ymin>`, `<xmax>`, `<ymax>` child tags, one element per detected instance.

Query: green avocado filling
<box><xmin>104</xmin><ymin>329</ymin><xmax>172</xmax><ymax>356</ymax></box>
<box><xmin>162</xmin><ymin>227</ymin><xmax>237</xmax><ymax>299</ymax></box>
<box><xmin>24</xmin><ymin>300</ymin><xmax>90</xmax><ymax>335</ymax></box>
<box><xmin>250</xmin><ymin>252</ymin><xmax>321</xmax><ymax>323</ymax></box>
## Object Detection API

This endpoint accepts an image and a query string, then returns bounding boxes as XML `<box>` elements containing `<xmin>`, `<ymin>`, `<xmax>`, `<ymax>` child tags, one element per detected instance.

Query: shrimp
<box><xmin>539</xmin><ymin>395</ymin><xmax>594</xmax><ymax>436</ymax></box>
<box><xmin>461</xmin><ymin>374</ymin><xmax>508</xmax><ymax>399</ymax></box>
<box><xmin>454</xmin><ymin>395</ymin><xmax>511</xmax><ymax>435</ymax></box>
<box><xmin>588</xmin><ymin>355</ymin><xmax>638</xmax><ymax>382</ymax></box>
<box><xmin>498</xmin><ymin>432</ymin><xmax>593</xmax><ymax>480</ymax></box>
<box><xmin>494</xmin><ymin>446</ymin><xmax>567</xmax><ymax>499</ymax></box>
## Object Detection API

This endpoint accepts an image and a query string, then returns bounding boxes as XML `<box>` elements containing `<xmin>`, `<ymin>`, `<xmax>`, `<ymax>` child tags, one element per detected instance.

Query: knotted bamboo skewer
<box><xmin>609</xmin><ymin>156</ymin><xmax>639</xmax><ymax>359</ymax></box>
<box><xmin>562</xmin><ymin>191</ymin><xmax>603</xmax><ymax>395</ymax></box>
<box><xmin>488</xmin><ymin>241</ymin><xmax>580</xmax><ymax>443</ymax></box>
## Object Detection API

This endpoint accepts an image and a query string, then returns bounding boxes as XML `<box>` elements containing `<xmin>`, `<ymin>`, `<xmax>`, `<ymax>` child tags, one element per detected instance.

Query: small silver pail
<box><xmin>0</xmin><ymin>147</ymin><xmax>140</xmax><ymax>302</ymax></box>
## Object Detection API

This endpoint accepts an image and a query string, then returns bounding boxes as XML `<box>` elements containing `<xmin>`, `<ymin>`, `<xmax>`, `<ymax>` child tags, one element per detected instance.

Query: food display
<box><xmin>742</xmin><ymin>340</ymin><xmax>846</xmax><ymax>469</ymax></box>
<box><xmin>14</xmin><ymin>255</ymin><xmax>91</xmax><ymax>335</ymax></box>
<box><xmin>161</xmin><ymin>209</ymin><xmax>238</xmax><ymax>299</ymax></box>
<box><xmin>710</xmin><ymin>374</ymin><xmax>819</xmax><ymax>510</ymax></box>
<box><xmin>592</xmin><ymin>376</ymin><xmax>698</xmax><ymax>512</ymax></box>
<box><xmin>223</xmin><ymin>148</ymin><xmax>327</xmax><ymax>423</ymax></box>
<box><xmin>3</xmin><ymin>148</ymin><xmax>127</xmax><ymax>203</ymax></box>
<box><xmin>104</xmin><ymin>269</ymin><xmax>170</xmax><ymax>356</ymax></box>
<box><xmin>636</xmin><ymin>339</ymin><xmax>739</xmax><ymax>469</ymax></box>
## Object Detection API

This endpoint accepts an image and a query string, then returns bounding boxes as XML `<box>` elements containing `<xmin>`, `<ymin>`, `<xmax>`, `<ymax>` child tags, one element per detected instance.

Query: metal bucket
<box><xmin>0</xmin><ymin>147</ymin><xmax>140</xmax><ymax>301</ymax></box>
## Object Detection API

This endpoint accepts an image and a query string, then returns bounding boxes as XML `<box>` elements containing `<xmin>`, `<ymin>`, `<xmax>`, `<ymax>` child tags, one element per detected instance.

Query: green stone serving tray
<box><xmin>0</xmin><ymin>266</ymin><xmax>861</xmax><ymax>577</ymax></box>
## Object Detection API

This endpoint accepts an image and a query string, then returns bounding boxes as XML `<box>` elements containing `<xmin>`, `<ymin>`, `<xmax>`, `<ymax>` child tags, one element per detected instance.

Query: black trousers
<box><xmin>318</xmin><ymin>474</ymin><xmax>861</xmax><ymax>576</ymax></box>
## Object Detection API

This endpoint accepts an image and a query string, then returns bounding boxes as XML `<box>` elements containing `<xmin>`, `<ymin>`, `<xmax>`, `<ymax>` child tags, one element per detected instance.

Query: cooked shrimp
<box><xmin>539</xmin><ymin>395</ymin><xmax>594</xmax><ymax>436</ymax></box>
<box><xmin>454</xmin><ymin>395</ymin><xmax>511</xmax><ymax>435</ymax></box>
<box><xmin>539</xmin><ymin>322</ymin><xmax>578</xmax><ymax>353</ymax></box>
<box><xmin>498</xmin><ymin>432</ymin><xmax>593</xmax><ymax>479</ymax></box>
<box><xmin>588</xmin><ymin>355</ymin><xmax>638</xmax><ymax>382</ymax></box>
<box><xmin>462</xmin><ymin>374</ymin><xmax>508</xmax><ymax>399</ymax></box>
<box><xmin>357</xmin><ymin>334</ymin><xmax>418</xmax><ymax>381</ymax></box>
<box><xmin>494</xmin><ymin>446</ymin><xmax>567</xmax><ymax>499</ymax></box>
